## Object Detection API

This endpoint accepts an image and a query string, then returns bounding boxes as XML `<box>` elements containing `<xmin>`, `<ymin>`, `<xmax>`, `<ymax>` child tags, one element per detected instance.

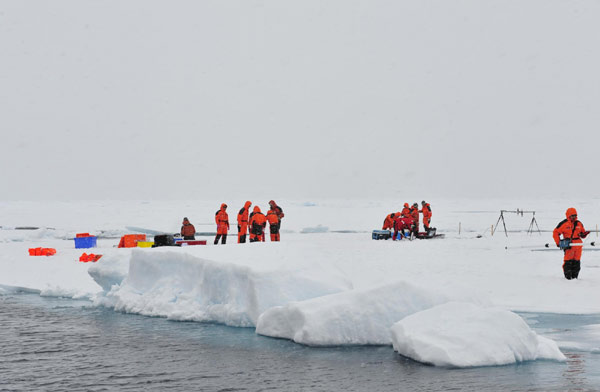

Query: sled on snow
<box><xmin>415</xmin><ymin>228</ymin><xmax>444</xmax><ymax>239</ymax></box>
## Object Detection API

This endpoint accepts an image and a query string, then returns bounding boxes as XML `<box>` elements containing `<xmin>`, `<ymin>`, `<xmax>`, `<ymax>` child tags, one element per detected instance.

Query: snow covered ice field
<box><xmin>1</xmin><ymin>198</ymin><xmax>599</xmax><ymax>374</ymax></box>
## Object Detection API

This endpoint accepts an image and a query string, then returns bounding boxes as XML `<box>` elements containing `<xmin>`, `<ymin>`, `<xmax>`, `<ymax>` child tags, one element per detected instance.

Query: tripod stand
<box><xmin>492</xmin><ymin>209</ymin><xmax>541</xmax><ymax>237</ymax></box>
<box><xmin>493</xmin><ymin>210</ymin><xmax>508</xmax><ymax>237</ymax></box>
<box><xmin>527</xmin><ymin>212</ymin><xmax>541</xmax><ymax>235</ymax></box>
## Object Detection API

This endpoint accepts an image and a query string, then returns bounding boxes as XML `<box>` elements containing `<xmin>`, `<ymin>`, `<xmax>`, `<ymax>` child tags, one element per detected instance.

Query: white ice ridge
<box><xmin>87</xmin><ymin>252</ymin><xmax>130</xmax><ymax>291</ymax></box>
<box><xmin>93</xmin><ymin>249</ymin><xmax>352</xmax><ymax>327</ymax></box>
<box><xmin>256</xmin><ymin>281</ymin><xmax>450</xmax><ymax>346</ymax></box>
<box><xmin>391</xmin><ymin>302</ymin><xmax>566</xmax><ymax>367</ymax></box>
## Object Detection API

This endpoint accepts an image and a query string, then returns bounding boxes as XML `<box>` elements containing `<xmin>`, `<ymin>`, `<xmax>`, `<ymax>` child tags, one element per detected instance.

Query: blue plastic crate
<box><xmin>372</xmin><ymin>230</ymin><xmax>391</xmax><ymax>240</ymax></box>
<box><xmin>74</xmin><ymin>236</ymin><xmax>97</xmax><ymax>249</ymax></box>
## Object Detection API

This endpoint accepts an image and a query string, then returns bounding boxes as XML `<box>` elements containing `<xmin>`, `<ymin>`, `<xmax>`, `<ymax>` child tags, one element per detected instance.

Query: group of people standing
<box><xmin>215</xmin><ymin>200</ymin><xmax>284</xmax><ymax>245</ymax></box>
<box><xmin>178</xmin><ymin>200</ymin><xmax>285</xmax><ymax>245</ymax></box>
<box><xmin>382</xmin><ymin>201</ymin><xmax>433</xmax><ymax>240</ymax></box>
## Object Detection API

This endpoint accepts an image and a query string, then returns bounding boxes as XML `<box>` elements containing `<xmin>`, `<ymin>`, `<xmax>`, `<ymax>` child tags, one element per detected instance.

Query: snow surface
<box><xmin>390</xmin><ymin>302</ymin><xmax>566</xmax><ymax>367</ymax></box>
<box><xmin>1</xmin><ymin>199</ymin><xmax>599</xmax><ymax>367</ymax></box>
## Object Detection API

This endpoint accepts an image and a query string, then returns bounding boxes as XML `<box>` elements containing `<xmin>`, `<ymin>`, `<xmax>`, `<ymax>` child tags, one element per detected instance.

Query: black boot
<box><xmin>563</xmin><ymin>260</ymin><xmax>575</xmax><ymax>280</ymax></box>
<box><xmin>573</xmin><ymin>259</ymin><xmax>581</xmax><ymax>279</ymax></box>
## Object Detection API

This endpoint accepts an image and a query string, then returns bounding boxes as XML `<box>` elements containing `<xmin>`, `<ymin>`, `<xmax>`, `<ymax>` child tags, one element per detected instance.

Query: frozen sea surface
<box><xmin>1</xmin><ymin>294</ymin><xmax>599</xmax><ymax>392</ymax></box>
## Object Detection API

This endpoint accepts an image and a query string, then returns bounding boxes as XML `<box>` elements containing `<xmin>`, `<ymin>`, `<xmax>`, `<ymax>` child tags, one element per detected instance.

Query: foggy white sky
<box><xmin>1</xmin><ymin>1</ymin><xmax>599</xmax><ymax>201</ymax></box>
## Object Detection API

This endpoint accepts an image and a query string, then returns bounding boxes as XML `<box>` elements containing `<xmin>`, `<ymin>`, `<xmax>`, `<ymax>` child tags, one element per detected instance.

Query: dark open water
<box><xmin>0</xmin><ymin>294</ymin><xmax>599</xmax><ymax>392</ymax></box>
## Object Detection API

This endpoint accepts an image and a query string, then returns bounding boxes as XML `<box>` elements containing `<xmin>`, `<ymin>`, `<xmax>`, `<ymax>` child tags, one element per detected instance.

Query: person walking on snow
<box><xmin>553</xmin><ymin>207</ymin><xmax>589</xmax><ymax>280</ymax></box>
<box><xmin>420</xmin><ymin>201</ymin><xmax>432</xmax><ymax>232</ymax></box>
<box><xmin>181</xmin><ymin>217</ymin><xmax>196</xmax><ymax>240</ymax></box>
<box><xmin>214</xmin><ymin>203</ymin><xmax>229</xmax><ymax>244</ymax></box>
<box><xmin>249</xmin><ymin>206</ymin><xmax>267</xmax><ymax>242</ymax></box>
<box><xmin>237</xmin><ymin>201</ymin><xmax>252</xmax><ymax>243</ymax></box>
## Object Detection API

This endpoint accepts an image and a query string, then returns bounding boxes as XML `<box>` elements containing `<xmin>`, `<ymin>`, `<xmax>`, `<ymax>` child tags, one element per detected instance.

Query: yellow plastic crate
<box><xmin>137</xmin><ymin>241</ymin><xmax>154</xmax><ymax>248</ymax></box>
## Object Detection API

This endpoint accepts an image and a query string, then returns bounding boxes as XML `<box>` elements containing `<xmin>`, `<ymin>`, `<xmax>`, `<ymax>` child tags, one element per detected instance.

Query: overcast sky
<box><xmin>1</xmin><ymin>1</ymin><xmax>599</xmax><ymax>201</ymax></box>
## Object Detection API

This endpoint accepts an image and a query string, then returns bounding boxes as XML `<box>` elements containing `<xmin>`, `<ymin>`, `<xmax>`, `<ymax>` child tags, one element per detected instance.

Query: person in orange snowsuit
<box><xmin>237</xmin><ymin>201</ymin><xmax>252</xmax><ymax>243</ymax></box>
<box><xmin>401</xmin><ymin>203</ymin><xmax>411</xmax><ymax>218</ymax></box>
<box><xmin>181</xmin><ymin>217</ymin><xmax>196</xmax><ymax>240</ymax></box>
<box><xmin>420</xmin><ymin>201</ymin><xmax>432</xmax><ymax>232</ymax></box>
<box><xmin>249</xmin><ymin>206</ymin><xmax>267</xmax><ymax>242</ymax></box>
<box><xmin>214</xmin><ymin>203</ymin><xmax>229</xmax><ymax>245</ymax></box>
<box><xmin>266</xmin><ymin>208</ymin><xmax>281</xmax><ymax>241</ymax></box>
<box><xmin>268</xmin><ymin>200</ymin><xmax>284</xmax><ymax>224</ymax></box>
<box><xmin>268</xmin><ymin>200</ymin><xmax>284</xmax><ymax>239</ymax></box>
<box><xmin>553</xmin><ymin>207</ymin><xmax>589</xmax><ymax>280</ymax></box>
<box><xmin>382</xmin><ymin>213</ymin><xmax>397</xmax><ymax>230</ymax></box>
<box><xmin>410</xmin><ymin>203</ymin><xmax>420</xmax><ymax>234</ymax></box>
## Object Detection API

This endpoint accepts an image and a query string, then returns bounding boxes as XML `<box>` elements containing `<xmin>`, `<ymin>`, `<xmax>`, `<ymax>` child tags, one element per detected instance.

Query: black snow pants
<box><xmin>563</xmin><ymin>259</ymin><xmax>580</xmax><ymax>280</ymax></box>
<box><xmin>214</xmin><ymin>234</ymin><xmax>227</xmax><ymax>245</ymax></box>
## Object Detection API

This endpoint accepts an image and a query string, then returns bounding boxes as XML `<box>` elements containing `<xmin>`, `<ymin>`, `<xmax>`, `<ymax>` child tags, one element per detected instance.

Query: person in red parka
<box><xmin>249</xmin><ymin>206</ymin><xmax>267</xmax><ymax>242</ymax></box>
<box><xmin>266</xmin><ymin>208</ymin><xmax>281</xmax><ymax>241</ymax></box>
<box><xmin>553</xmin><ymin>207</ymin><xmax>589</xmax><ymax>280</ymax></box>
<box><xmin>214</xmin><ymin>203</ymin><xmax>229</xmax><ymax>245</ymax></box>
<box><xmin>181</xmin><ymin>217</ymin><xmax>196</xmax><ymax>240</ymax></box>
<box><xmin>393</xmin><ymin>216</ymin><xmax>414</xmax><ymax>240</ymax></box>
<box><xmin>237</xmin><ymin>201</ymin><xmax>252</xmax><ymax>243</ymax></box>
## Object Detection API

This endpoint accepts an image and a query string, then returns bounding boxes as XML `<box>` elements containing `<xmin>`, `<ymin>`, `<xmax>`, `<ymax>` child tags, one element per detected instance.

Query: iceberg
<box><xmin>256</xmin><ymin>281</ymin><xmax>449</xmax><ymax>346</ymax></box>
<box><xmin>94</xmin><ymin>249</ymin><xmax>352</xmax><ymax>327</ymax></box>
<box><xmin>391</xmin><ymin>302</ymin><xmax>566</xmax><ymax>367</ymax></box>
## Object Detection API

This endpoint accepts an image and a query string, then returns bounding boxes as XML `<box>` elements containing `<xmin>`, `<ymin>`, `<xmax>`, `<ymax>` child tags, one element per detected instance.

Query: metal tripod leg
<box><xmin>527</xmin><ymin>216</ymin><xmax>541</xmax><ymax>235</ymax></box>
<box><xmin>501</xmin><ymin>214</ymin><xmax>508</xmax><ymax>237</ymax></box>
<box><xmin>493</xmin><ymin>212</ymin><xmax>508</xmax><ymax>237</ymax></box>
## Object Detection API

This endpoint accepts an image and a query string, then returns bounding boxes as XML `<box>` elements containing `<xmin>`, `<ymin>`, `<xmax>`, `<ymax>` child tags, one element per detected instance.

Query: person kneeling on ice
<box><xmin>214</xmin><ymin>203</ymin><xmax>229</xmax><ymax>245</ymax></box>
<box><xmin>249</xmin><ymin>206</ymin><xmax>267</xmax><ymax>242</ymax></box>
<box><xmin>553</xmin><ymin>207</ymin><xmax>590</xmax><ymax>280</ymax></box>
<box><xmin>180</xmin><ymin>217</ymin><xmax>196</xmax><ymax>240</ymax></box>
<box><xmin>382</xmin><ymin>213</ymin><xmax>397</xmax><ymax>231</ymax></box>
<box><xmin>393</xmin><ymin>215</ymin><xmax>414</xmax><ymax>240</ymax></box>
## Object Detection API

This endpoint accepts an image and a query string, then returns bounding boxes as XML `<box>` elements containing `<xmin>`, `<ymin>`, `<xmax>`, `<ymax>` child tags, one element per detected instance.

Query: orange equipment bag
<box><xmin>118</xmin><ymin>234</ymin><xmax>147</xmax><ymax>248</ymax></box>
<box><xmin>28</xmin><ymin>247</ymin><xmax>57</xmax><ymax>256</ymax></box>
<box><xmin>79</xmin><ymin>253</ymin><xmax>102</xmax><ymax>262</ymax></box>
